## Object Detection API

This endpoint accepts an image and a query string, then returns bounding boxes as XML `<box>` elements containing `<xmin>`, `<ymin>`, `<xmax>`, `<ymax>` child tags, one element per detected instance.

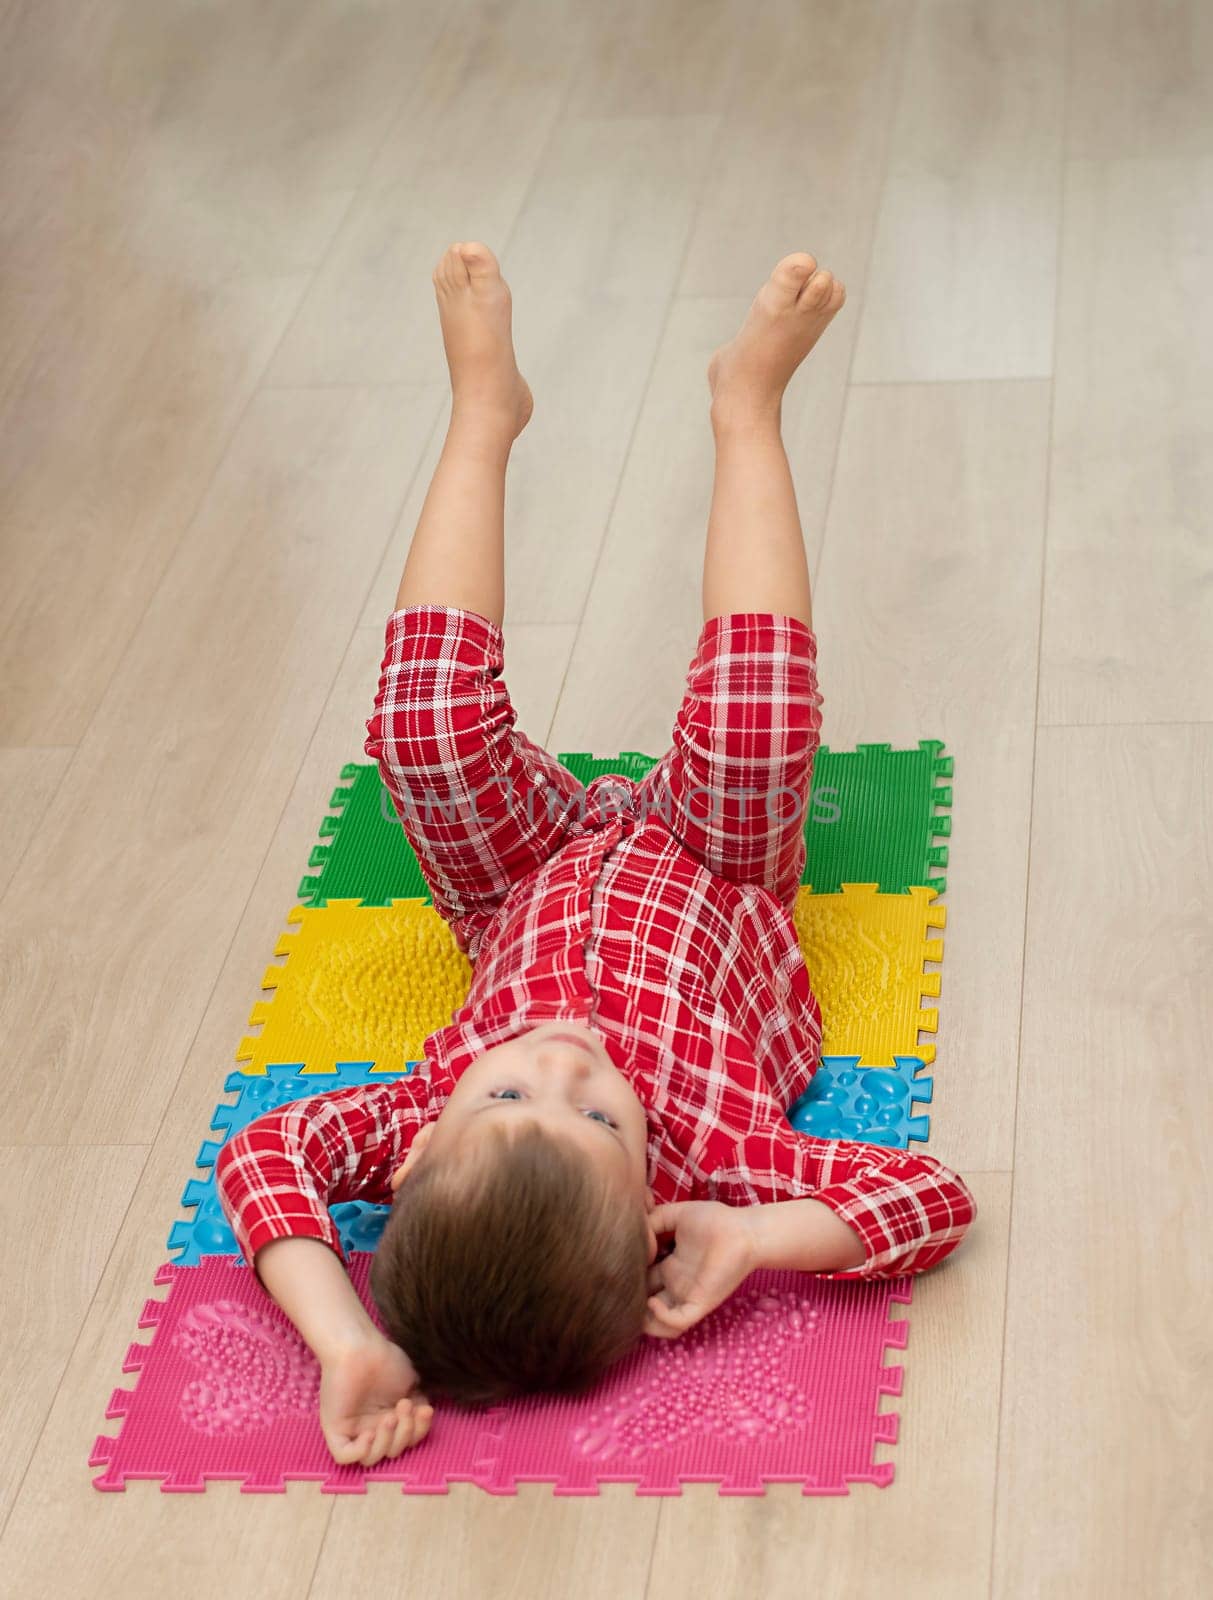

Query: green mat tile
<box><xmin>558</xmin><ymin>751</ymin><xmax>661</xmax><ymax>786</ymax></box>
<box><xmin>802</xmin><ymin>740</ymin><xmax>951</xmax><ymax>894</ymax></box>
<box><xmin>559</xmin><ymin>744</ymin><xmax>951</xmax><ymax>894</ymax></box>
<box><xmin>297</xmin><ymin>764</ymin><xmax>432</xmax><ymax>906</ymax></box>
<box><xmin>298</xmin><ymin>743</ymin><xmax>951</xmax><ymax>908</ymax></box>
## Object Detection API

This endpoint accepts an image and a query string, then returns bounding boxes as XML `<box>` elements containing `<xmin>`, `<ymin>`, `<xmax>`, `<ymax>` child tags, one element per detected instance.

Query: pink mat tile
<box><xmin>92</xmin><ymin>1255</ymin><xmax>910</xmax><ymax>1496</ymax></box>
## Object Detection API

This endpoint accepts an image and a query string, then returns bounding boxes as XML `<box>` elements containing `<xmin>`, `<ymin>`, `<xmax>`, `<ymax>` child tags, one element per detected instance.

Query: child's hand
<box><xmin>318</xmin><ymin>1332</ymin><xmax>434</xmax><ymax>1466</ymax></box>
<box><xmin>644</xmin><ymin>1200</ymin><xmax>760</xmax><ymax>1339</ymax></box>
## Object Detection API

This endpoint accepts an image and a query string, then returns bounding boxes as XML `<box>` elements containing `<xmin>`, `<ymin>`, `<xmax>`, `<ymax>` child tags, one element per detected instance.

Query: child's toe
<box><xmin>770</xmin><ymin>252</ymin><xmax>818</xmax><ymax>304</ymax></box>
<box><xmin>457</xmin><ymin>241</ymin><xmax>500</xmax><ymax>281</ymax></box>
<box><xmin>798</xmin><ymin>267</ymin><xmax>835</xmax><ymax>309</ymax></box>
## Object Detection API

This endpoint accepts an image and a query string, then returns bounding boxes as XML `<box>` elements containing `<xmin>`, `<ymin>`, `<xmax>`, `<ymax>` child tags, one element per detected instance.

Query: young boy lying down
<box><xmin>216</xmin><ymin>242</ymin><xmax>976</xmax><ymax>1468</ymax></box>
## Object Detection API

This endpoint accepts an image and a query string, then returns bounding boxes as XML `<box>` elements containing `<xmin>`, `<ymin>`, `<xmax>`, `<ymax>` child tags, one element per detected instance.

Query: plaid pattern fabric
<box><xmin>216</xmin><ymin>605</ymin><xmax>975</xmax><ymax>1280</ymax></box>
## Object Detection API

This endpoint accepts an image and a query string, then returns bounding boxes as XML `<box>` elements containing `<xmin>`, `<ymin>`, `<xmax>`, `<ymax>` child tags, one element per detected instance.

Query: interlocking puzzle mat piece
<box><xmin>297</xmin><ymin>744</ymin><xmax>951</xmax><ymax>908</ymax></box>
<box><xmin>174</xmin><ymin>1055</ymin><xmax>932</xmax><ymax>1266</ymax></box>
<box><xmin>297</xmin><ymin>763</ymin><xmax>432</xmax><ymax>906</ymax></box>
<box><xmin>558</xmin><ymin>751</ymin><xmax>661</xmax><ymax>786</ymax></box>
<box><xmin>787</xmin><ymin>1055</ymin><xmax>932</xmax><ymax>1146</ymax></box>
<box><xmin>800</xmin><ymin>741</ymin><xmax>951</xmax><ymax>895</ymax></box>
<box><xmin>235</xmin><ymin>899</ymin><xmax>470</xmax><ymax>1076</ymax></box>
<box><xmin>239</xmin><ymin>886</ymin><xmax>943</xmax><ymax>1081</ymax></box>
<box><xmin>169</xmin><ymin>1064</ymin><xmax>408</xmax><ymax>1265</ymax></box>
<box><xmin>795</xmin><ymin>884</ymin><xmax>945</xmax><ymax>1067</ymax></box>
<box><xmin>92</xmin><ymin>1256</ymin><xmax>909</xmax><ymax>1495</ymax></box>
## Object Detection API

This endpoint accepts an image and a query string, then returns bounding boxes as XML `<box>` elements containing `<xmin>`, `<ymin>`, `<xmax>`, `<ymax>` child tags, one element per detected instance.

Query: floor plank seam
<box><xmin>816</xmin><ymin>0</ymin><xmax>918</xmax><ymax>611</ymax></box>
<box><xmin>987</xmin><ymin>1</ymin><xmax>1077</xmax><ymax>1593</ymax></box>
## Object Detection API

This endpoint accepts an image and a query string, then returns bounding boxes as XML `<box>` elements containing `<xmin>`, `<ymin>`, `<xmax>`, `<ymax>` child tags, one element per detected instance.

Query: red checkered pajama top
<box><xmin>216</xmin><ymin>605</ymin><xmax>976</xmax><ymax>1281</ymax></box>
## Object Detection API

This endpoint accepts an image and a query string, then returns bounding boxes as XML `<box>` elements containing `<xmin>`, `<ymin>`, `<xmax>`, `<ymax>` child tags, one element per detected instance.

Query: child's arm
<box><xmin>646</xmin><ymin>1121</ymin><xmax>977</xmax><ymax>1337</ymax></box>
<box><xmin>707</xmin><ymin>1116</ymin><xmax>978</xmax><ymax>1279</ymax></box>
<box><xmin>256</xmin><ymin>1236</ymin><xmax>382</xmax><ymax>1354</ymax></box>
<box><xmin>213</xmin><ymin>1076</ymin><xmax>423</xmax><ymax>1271</ymax></box>
<box><xmin>213</xmin><ymin>1077</ymin><xmax>434</xmax><ymax>1463</ymax></box>
<box><xmin>257</xmin><ymin>1237</ymin><xmax>433</xmax><ymax>1465</ymax></box>
<box><xmin>646</xmin><ymin>1185</ymin><xmax>965</xmax><ymax>1339</ymax></box>
<box><xmin>747</xmin><ymin>1196</ymin><xmax>868</xmax><ymax>1272</ymax></box>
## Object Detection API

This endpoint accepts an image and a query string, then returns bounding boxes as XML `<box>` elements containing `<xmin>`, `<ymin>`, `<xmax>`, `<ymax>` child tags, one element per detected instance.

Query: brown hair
<box><xmin>369</xmin><ymin>1118</ymin><xmax>650</xmax><ymax>1407</ymax></box>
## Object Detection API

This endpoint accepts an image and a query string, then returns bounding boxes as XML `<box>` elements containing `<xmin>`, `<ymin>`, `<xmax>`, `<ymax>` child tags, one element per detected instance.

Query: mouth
<box><xmin>543</xmin><ymin>1028</ymin><xmax>596</xmax><ymax>1055</ymax></box>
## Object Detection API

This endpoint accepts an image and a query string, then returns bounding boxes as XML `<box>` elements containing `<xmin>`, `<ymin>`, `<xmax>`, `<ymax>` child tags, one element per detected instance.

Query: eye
<box><xmin>486</xmin><ymin>1081</ymin><xmax>617</xmax><ymax>1132</ymax></box>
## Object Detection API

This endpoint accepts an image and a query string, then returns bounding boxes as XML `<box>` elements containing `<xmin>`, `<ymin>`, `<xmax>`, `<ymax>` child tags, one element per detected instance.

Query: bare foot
<box><xmin>707</xmin><ymin>252</ymin><xmax>846</xmax><ymax>426</ymax></box>
<box><xmin>432</xmin><ymin>241</ymin><xmax>533</xmax><ymax>437</ymax></box>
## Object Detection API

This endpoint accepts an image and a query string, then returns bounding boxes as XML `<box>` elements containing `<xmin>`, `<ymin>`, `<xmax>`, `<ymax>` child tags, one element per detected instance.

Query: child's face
<box><xmin>391</xmin><ymin>1020</ymin><xmax>658</xmax><ymax>1262</ymax></box>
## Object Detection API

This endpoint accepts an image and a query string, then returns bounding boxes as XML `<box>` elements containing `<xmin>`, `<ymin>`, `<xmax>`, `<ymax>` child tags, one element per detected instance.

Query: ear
<box><xmin>389</xmin><ymin>1121</ymin><xmax>436</xmax><ymax>1193</ymax></box>
<box><xmin>644</xmin><ymin>1187</ymin><xmax>660</xmax><ymax>1264</ymax></box>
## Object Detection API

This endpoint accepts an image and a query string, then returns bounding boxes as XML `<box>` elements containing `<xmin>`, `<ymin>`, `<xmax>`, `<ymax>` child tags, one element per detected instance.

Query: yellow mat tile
<box><xmin>235</xmin><ymin>885</ymin><xmax>943</xmax><ymax>1077</ymax></box>
<box><xmin>235</xmin><ymin>899</ymin><xmax>471</xmax><ymax>1075</ymax></box>
<box><xmin>794</xmin><ymin>883</ymin><xmax>944</xmax><ymax>1066</ymax></box>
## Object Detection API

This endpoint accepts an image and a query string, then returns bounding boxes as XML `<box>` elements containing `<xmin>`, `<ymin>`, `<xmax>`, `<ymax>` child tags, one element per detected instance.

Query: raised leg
<box><xmin>368</xmin><ymin>245</ymin><xmax>584</xmax><ymax>958</ymax></box>
<box><xmin>394</xmin><ymin>242</ymin><xmax>534</xmax><ymax>627</ymax></box>
<box><xmin>636</xmin><ymin>253</ymin><xmax>847</xmax><ymax>910</ymax></box>
<box><xmin>702</xmin><ymin>251</ymin><xmax>846</xmax><ymax>628</ymax></box>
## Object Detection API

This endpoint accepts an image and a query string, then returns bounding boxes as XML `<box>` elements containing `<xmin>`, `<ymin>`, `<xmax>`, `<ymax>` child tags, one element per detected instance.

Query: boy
<box><xmin>216</xmin><ymin>243</ymin><xmax>976</xmax><ymax>1468</ymax></box>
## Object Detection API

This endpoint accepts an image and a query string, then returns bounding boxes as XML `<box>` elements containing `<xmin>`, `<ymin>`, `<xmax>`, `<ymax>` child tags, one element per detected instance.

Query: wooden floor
<box><xmin>1</xmin><ymin>1</ymin><xmax>1210</xmax><ymax>1594</ymax></box>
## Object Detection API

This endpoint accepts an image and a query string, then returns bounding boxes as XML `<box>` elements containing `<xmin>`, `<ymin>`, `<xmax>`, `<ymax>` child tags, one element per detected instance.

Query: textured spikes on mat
<box><xmin>296</xmin><ymin>744</ymin><xmax>951</xmax><ymax>909</ymax></box>
<box><xmin>793</xmin><ymin>883</ymin><xmax>945</xmax><ymax>1065</ymax></box>
<box><xmin>298</xmin><ymin>763</ymin><xmax>433</xmax><ymax>906</ymax></box>
<box><xmin>803</xmin><ymin>740</ymin><xmax>952</xmax><ymax>896</ymax></box>
<box><xmin>90</xmin><ymin>1256</ymin><xmax>912</xmax><ymax>1496</ymax></box>
<box><xmin>167</xmin><ymin>1063</ymin><xmax>407</xmax><ymax>1265</ymax></box>
<box><xmin>556</xmin><ymin>751</ymin><xmax>661</xmax><ymax>787</ymax></box>
<box><xmin>234</xmin><ymin>900</ymin><xmax>470</xmax><ymax>1076</ymax></box>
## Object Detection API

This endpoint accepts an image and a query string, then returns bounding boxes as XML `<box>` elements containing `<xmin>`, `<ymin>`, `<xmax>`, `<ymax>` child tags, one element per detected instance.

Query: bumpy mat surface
<box><xmin>97</xmin><ymin>741</ymin><xmax>952</xmax><ymax>1495</ymax></box>
<box><xmin>91</xmin><ymin>1256</ymin><xmax>909</xmax><ymax>1495</ymax></box>
<box><xmin>794</xmin><ymin>884</ymin><xmax>944</xmax><ymax>1066</ymax></box>
<box><xmin>797</xmin><ymin>742</ymin><xmax>951</xmax><ymax>895</ymax></box>
<box><xmin>235</xmin><ymin>900</ymin><xmax>470</xmax><ymax>1076</ymax></box>
<box><xmin>169</xmin><ymin>1064</ymin><xmax>408</xmax><ymax>1265</ymax></box>
<box><xmin>298</xmin><ymin>744</ymin><xmax>951</xmax><ymax>907</ymax></box>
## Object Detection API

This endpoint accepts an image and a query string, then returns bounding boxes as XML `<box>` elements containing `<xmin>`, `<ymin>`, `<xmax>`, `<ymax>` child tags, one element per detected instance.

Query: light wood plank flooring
<box><xmin>1</xmin><ymin>2</ymin><xmax>1209</xmax><ymax>1595</ymax></box>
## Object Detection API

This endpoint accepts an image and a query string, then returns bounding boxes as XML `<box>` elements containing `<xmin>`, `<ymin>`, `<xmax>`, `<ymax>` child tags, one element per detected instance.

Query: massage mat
<box><xmin>91</xmin><ymin>1256</ymin><xmax>908</xmax><ymax>1495</ymax></box>
<box><xmin>93</xmin><ymin>741</ymin><xmax>951</xmax><ymax>1494</ymax></box>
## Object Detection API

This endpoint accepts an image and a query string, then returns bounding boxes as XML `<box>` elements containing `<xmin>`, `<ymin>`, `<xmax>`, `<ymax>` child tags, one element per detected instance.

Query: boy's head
<box><xmin>369</xmin><ymin>1020</ymin><xmax>658</xmax><ymax>1407</ymax></box>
